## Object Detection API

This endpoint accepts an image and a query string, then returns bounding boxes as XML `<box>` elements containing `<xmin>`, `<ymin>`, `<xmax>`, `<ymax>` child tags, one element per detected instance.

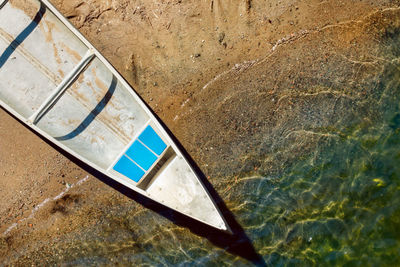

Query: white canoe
<box><xmin>0</xmin><ymin>0</ymin><xmax>228</xmax><ymax>231</ymax></box>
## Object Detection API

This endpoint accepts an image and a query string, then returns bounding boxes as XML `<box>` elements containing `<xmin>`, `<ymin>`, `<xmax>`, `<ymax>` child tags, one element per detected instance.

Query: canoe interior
<box><xmin>0</xmin><ymin>0</ymin><xmax>162</xmax><ymax>173</ymax></box>
<box><xmin>0</xmin><ymin>0</ymin><xmax>227</xmax><ymax>230</ymax></box>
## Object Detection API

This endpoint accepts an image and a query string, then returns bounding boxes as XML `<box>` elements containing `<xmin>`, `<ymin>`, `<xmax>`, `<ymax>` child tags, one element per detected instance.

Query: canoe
<box><xmin>0</xmin><ymin>0</ymin><xmax>228</xmax><ymax>231</ymax></box>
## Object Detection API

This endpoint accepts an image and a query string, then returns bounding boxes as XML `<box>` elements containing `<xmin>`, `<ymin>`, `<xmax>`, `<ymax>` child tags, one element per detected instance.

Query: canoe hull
<box><xmin>0</xmin><ymin>0</ymin><xmax>228</xmax><ymax>231</ymax></box>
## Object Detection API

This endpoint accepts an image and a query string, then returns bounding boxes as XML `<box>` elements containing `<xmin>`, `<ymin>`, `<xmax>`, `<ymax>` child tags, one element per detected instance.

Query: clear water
<box><xmin>237</xmin><ymin>72</ymin><xmax>400</xmax><ymax>265</ymax></box>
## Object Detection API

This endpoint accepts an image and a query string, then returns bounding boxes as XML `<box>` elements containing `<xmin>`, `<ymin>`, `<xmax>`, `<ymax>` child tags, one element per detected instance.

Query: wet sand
<box><xmin>1</xmin><ymin>0</ymin><xmax>400</xmax><ymax>264</ymax></box>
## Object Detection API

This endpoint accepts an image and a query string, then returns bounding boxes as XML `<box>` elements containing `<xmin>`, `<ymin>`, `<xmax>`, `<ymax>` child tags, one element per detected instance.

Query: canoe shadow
<box><xmin>0</xmin><ymin>104</ymin><xmax>266</xmax><ymax>266</ymax></box>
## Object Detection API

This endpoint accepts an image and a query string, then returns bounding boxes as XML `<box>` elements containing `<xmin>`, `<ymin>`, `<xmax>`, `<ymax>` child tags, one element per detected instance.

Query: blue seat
<box><xmin>138</xmin><ymin>126</ymin><xmax>167</xmax><ymax>155</ymax></box>
<box><xmin>125</xmin><ymin>140</ymin><xmax>157</xmax><ymax>171</ymax></box>
<box><xmin>113</xmin><ymin>155</ymin><xmax>145</xmax><ymax>182</ymax></box>
<box><xmin>113</xmin><ymin>125</ymin><xmax>167</xmax><ymax>183</ymax></box>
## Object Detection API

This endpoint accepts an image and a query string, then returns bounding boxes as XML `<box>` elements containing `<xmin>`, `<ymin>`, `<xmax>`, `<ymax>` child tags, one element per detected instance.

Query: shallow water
<box><xmin>237</xmin><ymin>69</ymin><xmax>400</xmax><ymax>265</ymax></box>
